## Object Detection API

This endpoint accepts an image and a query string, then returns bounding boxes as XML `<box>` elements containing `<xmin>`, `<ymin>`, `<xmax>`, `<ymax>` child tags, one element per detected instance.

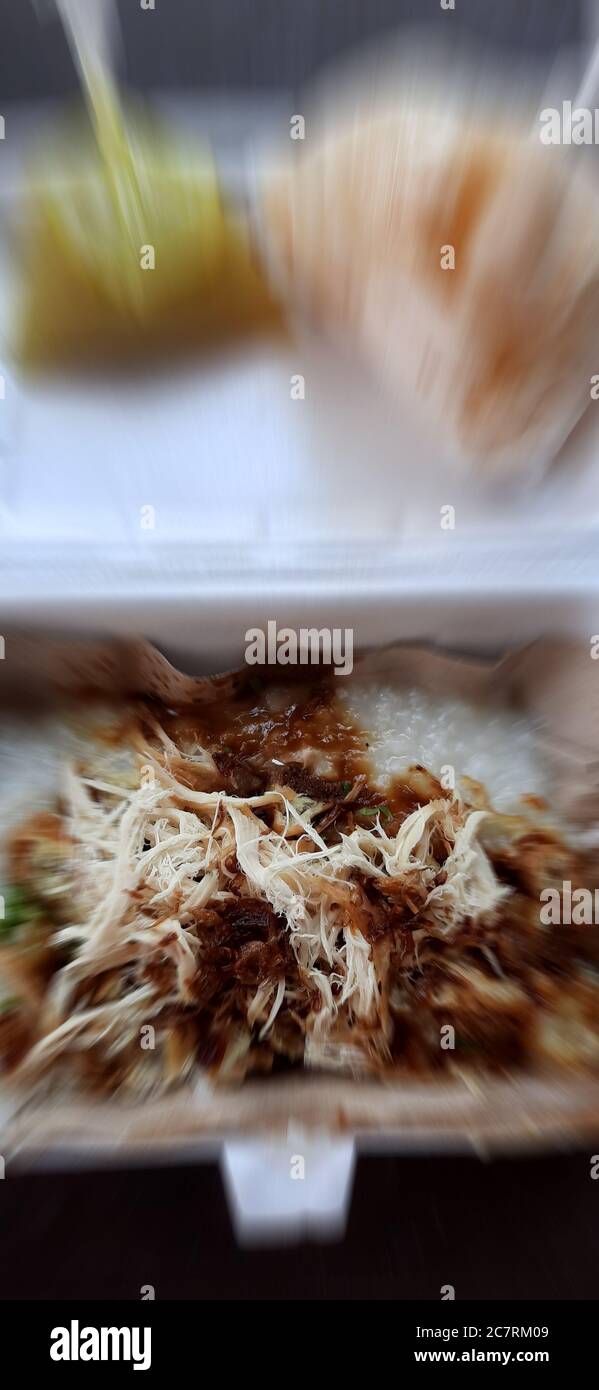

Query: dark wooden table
<box><xmin>1</xmin><ymin>1152</ymin><xmax>597</xmax><ymax>1300</ymax></box>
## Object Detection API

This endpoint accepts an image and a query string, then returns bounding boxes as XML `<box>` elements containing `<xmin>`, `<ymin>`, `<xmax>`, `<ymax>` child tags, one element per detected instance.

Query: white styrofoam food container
<box><xmin>1</xmin><ymin>94</ymin><xmax>599</xmax><ymax>1242</ymax></box>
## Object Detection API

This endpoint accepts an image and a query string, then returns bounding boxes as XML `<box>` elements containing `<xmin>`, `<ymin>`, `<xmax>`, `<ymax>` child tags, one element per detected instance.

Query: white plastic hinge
<box><xmin>221</xmin><ymin>1128</ymin><xmax>356</xmax><ymax>1246</ymax></box>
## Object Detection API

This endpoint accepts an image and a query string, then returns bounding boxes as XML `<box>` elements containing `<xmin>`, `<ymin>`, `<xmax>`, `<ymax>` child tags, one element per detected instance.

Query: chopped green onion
<box><xmin>0</xmin><ymin>886</ymin><xmax>42</xmax><ymax>942</ymax></box>
<box><xmin>0</xmin><ymin>997</ymin><xmax>21</xmax><ymax>1015</ymax></box>
<box><xmin>356</xmin><ymin>804</ymin><xmax>392</xmax><ymax>823</ymax></box>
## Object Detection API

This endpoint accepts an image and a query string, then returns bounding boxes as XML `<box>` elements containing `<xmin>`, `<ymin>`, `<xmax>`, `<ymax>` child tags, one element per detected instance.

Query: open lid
<box><xmin>0</xmin><ymin>92</ymin><xmax>598</xmax><ymax>611</ymax></box>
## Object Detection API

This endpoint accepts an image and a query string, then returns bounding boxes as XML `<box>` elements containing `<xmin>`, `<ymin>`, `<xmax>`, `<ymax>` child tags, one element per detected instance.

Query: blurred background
<box><xmin>1</xmin><ymin>0</ymin><xmax>598</xmax><ymax>658</ymax></box>
<box><xmin>0</xmin><ymin>0</ymin><xmax>587</xmax><ymax>100</ymax></box>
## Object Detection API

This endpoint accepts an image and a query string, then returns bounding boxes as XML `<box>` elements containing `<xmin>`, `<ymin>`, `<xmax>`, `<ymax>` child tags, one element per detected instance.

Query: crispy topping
<box><xmin>1</xmin><ymin>684</ymin><xmax>597</xmax><ymax>1093</ymax></box>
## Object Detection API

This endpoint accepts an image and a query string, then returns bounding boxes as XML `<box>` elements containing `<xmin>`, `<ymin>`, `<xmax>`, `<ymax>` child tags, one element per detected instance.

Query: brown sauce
<box><xmin>149</xmin><ymin>672</ymin><xmax>432</xmax><ymax>820</ymax></box>
<box><xmin>161</xmin><ymin>677</ymin><xmax>366</xmax><ymax>776</ymax></box>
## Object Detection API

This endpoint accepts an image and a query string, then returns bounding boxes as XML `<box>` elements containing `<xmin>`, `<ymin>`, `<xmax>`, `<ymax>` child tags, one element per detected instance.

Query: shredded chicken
<box><xmin>1</xmin><ymin>696</ymin><xmax>597</xmax><ymax>1095</ymax></box>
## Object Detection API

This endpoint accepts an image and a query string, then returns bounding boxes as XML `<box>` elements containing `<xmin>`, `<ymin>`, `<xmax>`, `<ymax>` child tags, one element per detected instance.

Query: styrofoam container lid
<box><xmin>0</xmin><ymin>95</ymin><xmax>598</xmax><ymax>628</ymax></box>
